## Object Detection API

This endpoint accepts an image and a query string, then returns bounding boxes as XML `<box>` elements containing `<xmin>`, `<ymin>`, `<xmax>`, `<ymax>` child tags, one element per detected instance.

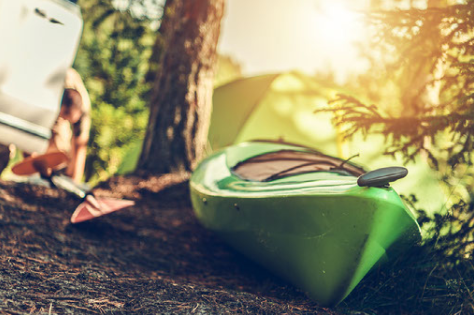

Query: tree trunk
<box><xmin>137</xmin><ymin>0</ymin><xmax>225</xmax><ymax>175</ymax></box>
<box><xmin>144</xmin><ymin>0</ymin><xmax>175</xmax><ymax>86</ymax></box>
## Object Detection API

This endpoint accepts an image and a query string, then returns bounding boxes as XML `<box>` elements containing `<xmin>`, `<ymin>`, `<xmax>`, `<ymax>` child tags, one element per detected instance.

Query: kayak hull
<box><xmin>190</xmin><ymin>141</ymin><xmax>421</xmax><ymax>306</ymax></box>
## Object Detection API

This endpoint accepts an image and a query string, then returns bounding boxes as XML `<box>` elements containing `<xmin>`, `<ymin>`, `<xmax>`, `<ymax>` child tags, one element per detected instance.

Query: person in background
<box><xmin>0</xmin><ymin>69</ymin><xmax>91</xmax><ymax>182</ymax></box>
<box><xmin>48</xmin><ymin>68</ymin><xmax>91</xmax><ymax>182</ymax></box>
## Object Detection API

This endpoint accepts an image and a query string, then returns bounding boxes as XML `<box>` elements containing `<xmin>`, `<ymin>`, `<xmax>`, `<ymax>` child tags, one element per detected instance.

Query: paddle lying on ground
<box><xmin>12</xmin><ymin>151</ymin><xmax>68</xmax><ymax>177</ymax></box>
<box><xmin>11</xmin><ymin>152</ymin><xmax>135</xmax><ymax>224</ymax></box>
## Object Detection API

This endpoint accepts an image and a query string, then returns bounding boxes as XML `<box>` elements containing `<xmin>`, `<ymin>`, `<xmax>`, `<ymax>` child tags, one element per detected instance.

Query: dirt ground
<box><xmin>0</xmin><ymin>174</ymin><xmax>346</xmax><ymax>314</ymax></box>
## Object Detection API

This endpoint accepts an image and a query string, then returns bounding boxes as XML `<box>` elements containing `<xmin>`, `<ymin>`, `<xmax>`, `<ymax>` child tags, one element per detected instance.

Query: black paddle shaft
<box><xmin>48</xmin><ymin>174</ymin><xmax>89</xmax><ymax>199</ymax></box>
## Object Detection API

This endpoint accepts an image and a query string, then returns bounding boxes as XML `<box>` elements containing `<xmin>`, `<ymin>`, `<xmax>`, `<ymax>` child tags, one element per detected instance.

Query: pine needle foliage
<box><xmin>320</xmin><ymin>1</ymin><xmax>474</xmax><ymax>313</ymax></box>
<box><xmin>319</xmin><ymin>1</ymin><xmax>474</xmax><ymax>170</ymax></box>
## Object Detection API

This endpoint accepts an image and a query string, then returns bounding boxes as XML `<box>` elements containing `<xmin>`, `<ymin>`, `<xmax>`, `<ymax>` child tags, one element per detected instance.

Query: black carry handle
<box><xmin>357</xmin><ymin>167</ymin><xmax>408</xmax><ymax>188</ymax></box>
<box><xmin>34</xmin><ymin>8</ymin><xmax>65</xmax><ymax>25</ymax></box>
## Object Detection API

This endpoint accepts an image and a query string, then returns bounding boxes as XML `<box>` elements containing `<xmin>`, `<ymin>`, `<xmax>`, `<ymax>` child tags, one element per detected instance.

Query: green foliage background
<box><xmin>73</xmin><ymin>0</ymin><xmax>159</xmax><ymax>183</ymax></box>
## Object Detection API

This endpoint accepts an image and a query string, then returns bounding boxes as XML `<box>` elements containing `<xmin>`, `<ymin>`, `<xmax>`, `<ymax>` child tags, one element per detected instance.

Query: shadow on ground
<box><xmin>0</xmin><ymin>174</ymin><xmax>339</xmax><ymax>314</ymax></box>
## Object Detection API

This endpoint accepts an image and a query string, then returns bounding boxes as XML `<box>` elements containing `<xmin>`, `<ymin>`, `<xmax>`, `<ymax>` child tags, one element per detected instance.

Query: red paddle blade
<box><xmin>70</xmin><ymin>197</ymin><xmax>135</xmax><ymax>224</ymax></box>
<box><xmin>12</xmin><ymin>151</ymin><xmax>68</xmax><ymax>176</ymax></box>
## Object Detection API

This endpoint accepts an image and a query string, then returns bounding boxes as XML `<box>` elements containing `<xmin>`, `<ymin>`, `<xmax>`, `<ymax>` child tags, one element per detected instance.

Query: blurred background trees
<box><xmin>73</xmin><ymin>0</ymin><xmax>472</xmax><ymax>207</ymax></box>
<box><xmin>73</xmin><ymin>0</ymin><xmax>236</xmax><ymax>182</ymax></box>
<box><xmin>73</xmin><ymin>0</ymin><xmax>159</xmax><ymax>182</ymax></box>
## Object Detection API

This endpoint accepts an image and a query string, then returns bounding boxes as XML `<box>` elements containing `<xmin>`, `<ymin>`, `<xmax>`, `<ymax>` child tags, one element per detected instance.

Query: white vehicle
<box><xmin>0</xmin><ymin>0</ymin><xmax>83</xmax><ymax>153</ymax></box>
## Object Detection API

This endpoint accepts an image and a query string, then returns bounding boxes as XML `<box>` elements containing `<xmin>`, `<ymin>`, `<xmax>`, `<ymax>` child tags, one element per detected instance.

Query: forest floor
<box><xmin>0</xmin><ymin>174</ymin><xmax>357</xmax><ymax>315</ymax></box>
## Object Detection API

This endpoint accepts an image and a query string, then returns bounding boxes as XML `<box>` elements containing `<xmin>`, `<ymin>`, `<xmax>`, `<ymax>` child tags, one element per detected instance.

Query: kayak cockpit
<box><xmin>231</xmin><ymin>150</ymin><xmax>365</xmax><ymax>182</ymax></box>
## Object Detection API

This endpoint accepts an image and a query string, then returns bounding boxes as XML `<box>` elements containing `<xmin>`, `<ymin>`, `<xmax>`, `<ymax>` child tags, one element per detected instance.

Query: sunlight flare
<box><xmin>318</xmin><ymin>3</ymin><xmax>363</xmax><ymax>46</ymax></box>
<box><xmin>314</xmin><ymin>2</ymin><xmax>368</xmax><ymax>52</ymax></box>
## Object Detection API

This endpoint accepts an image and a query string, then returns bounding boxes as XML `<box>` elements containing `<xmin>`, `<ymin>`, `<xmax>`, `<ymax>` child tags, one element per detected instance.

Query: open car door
<box><xmin>0</xmin><ymin>0</ymin><xmax>83</xmax><ymax>153</ymax></box>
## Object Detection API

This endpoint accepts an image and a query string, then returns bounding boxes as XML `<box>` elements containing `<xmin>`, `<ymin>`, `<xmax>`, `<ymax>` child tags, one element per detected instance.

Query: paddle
<box><xmin>12</xmin><ymin>151</ymin><xmax>68</xmax><ymax>177</ymax></box>
<box><xmin>11</xmin><ymin>152</ymin><xmax>135</xmax><ymax>223</ymax></box>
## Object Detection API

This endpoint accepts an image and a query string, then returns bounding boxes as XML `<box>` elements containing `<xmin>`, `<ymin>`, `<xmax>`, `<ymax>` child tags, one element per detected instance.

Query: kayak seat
<box><xmin>232</xmin><ymin>150</ymin><xmax>365</xmax><ymax>182</ymax></box>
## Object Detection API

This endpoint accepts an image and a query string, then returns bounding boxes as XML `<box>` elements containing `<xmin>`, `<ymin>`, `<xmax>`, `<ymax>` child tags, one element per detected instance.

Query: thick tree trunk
<box><xmin>137</xmin><ymin>0</ymin><xmax>225</xmax><ymax>175</ymax></box>
<box><xmin>144</xmin><ymin>0</ymin><xmax>175</xmax><ymax>86</ymax></box>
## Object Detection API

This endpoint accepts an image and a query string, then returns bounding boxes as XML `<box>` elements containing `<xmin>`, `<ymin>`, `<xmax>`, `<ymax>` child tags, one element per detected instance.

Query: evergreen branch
<box><xmin>318</xmin><ymin>95</ymin><xmax>474</xmax><ymax>167</ymax></box>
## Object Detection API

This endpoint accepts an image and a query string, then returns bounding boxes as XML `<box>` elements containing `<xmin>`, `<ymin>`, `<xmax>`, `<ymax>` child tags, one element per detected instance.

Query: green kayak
<box><xmin>190</xmin><ymin>140</ymin><xmax>422</xmax><ymax>306</ymax></box>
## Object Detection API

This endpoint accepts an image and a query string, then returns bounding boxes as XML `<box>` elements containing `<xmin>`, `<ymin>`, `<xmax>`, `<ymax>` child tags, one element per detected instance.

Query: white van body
<box><xmin>0</xmin><ymin>0</ymin><xmax>82</xmax><ymax>153</ymax></box>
